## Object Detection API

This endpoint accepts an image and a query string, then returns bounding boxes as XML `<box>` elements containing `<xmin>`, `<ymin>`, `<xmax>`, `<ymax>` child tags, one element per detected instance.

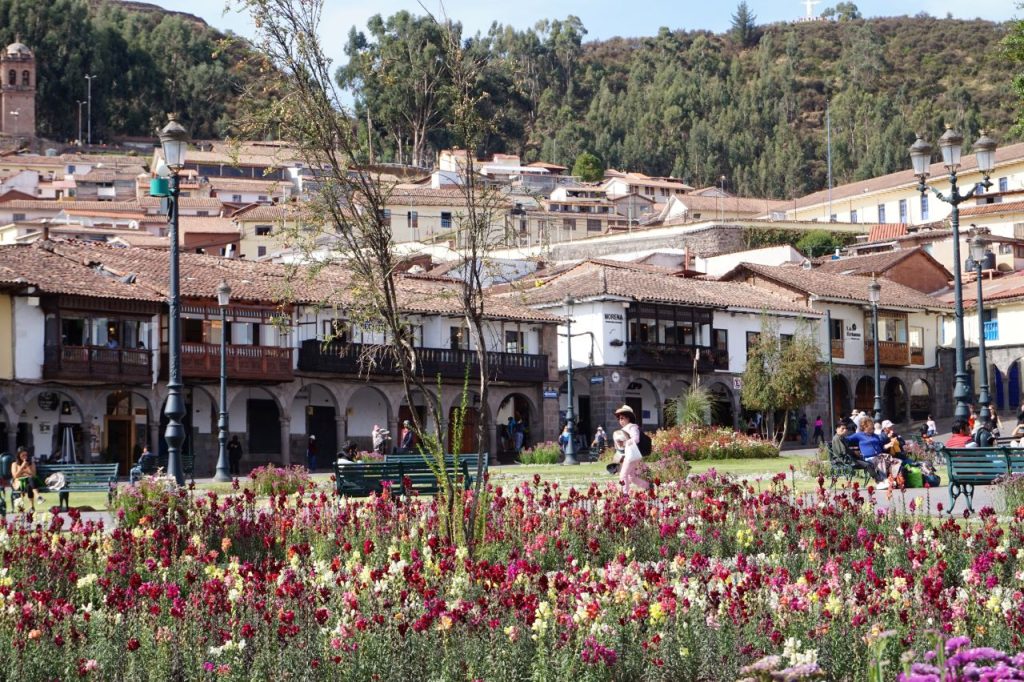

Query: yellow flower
<box><xmin>649</xmin><ymin>601</ymin><xmax>666</xmax><ymax>625</ymax></box>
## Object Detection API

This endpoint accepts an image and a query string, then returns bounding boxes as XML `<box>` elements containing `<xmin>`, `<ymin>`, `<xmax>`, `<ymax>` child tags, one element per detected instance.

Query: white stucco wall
<box><xmin>14</xmin><ymin>297</ymin><xmax>44</xmax><ymax>379</ymax></box>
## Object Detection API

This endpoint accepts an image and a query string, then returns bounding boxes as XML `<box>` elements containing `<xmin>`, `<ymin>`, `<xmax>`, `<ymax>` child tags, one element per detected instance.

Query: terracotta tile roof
<box><xmin>62</xmin><ymin>210</ymin><xmax>147</xmax><ymax>221</ymax></box>
<box><xmin>603</xmin><ymin>172</ymin><xmax>694</xmax><ymax>191</ymax></box>
<box><xmin>664</xmin><ymin>194</ymin><xmax>789</xmax><ymax>216</ymax></box>
<box><xmin>388</xmin><ymin>186</ymin><xmax>513</xmax><ymax>208</ymax></box>
<box><xmin>848</xmin><ymin>227</ymin><xmax>953</xmax><ymax>251</ymax></box>
<box><xmin>179</xmin><ymin>216</ymin><xmax>240</xmax><ymax>234</ymax></box>
<box><xmin>207</xmin><ymin>177</ymin><xmax>290</xmax><ymax>194</ymax></box>
<box><xmin>867</xmin><ymin>224</ymin><xmax>908</xmax><ymax>241</ymax></box>
<box><xmin>510</xmin><ymin>259</ymin><xmax>815</xmax><ymax>315</ymax></box>
<box><xmin>231</xmin><ymin>204</ymin><xmax>307</xmax><ymax>222</ymax></box>
<box><xmin>937</xmin><ymin>270</ymin><xmax>1024</xmax><ymax>307</ymax></box>
<box><xmin>793</xmin><ymin>142</ymin><xmax>1024</xmax><ymax>209</ymax></box>
<box><xmin>814</xmin><ymin>247</ymin><xmax>951</xmax><ymax>281</ymax></box>
<box><xmin>0</xmin><ymin>199</ymin><xmax>144</xmax><ymax>211</ymax></box>
<box><xmin>139</xmin><ymin>196</ymin><xmax>226</xmax><ymax>210</ymax></box>
<box><xmin>959</xmin><ymin>200</ymin><xmax>1024</xmax><ymax>218</ymax></box>
<box><xmin>110</xmin><ymin>234</ymin><xmax>168</xmax><ymax>248</ymax></box>
<box><xmin>0</xmin><ymin>243</ymin><xmax>163</xmax><ymax>302</ymax></box>
<box><xmin>724</xmin><ymin>262</ymin><xmax>949</xmax><ymax>310</ymax></box>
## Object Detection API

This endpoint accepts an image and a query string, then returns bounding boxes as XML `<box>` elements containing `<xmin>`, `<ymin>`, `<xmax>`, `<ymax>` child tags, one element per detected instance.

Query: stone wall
<box><xmin>547</xmin><ymin>225</ymin><xmax>747</xmax><ymax>262</ymax></box>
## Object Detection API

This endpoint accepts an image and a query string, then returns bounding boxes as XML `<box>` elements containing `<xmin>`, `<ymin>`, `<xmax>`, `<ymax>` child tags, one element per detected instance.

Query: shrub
<box><xmin>519</xmin><ymin>441</ymin><xmax>561</xmax><ymax>465</ymax></box>
<box><xmin>801</xmin><ymin>445</ymin><xmax>831</xmax><ymax>479</ymax></box>
<box><xmin>248</xmin><ymin>465</ymin><xmax>312</xmax><ymax>496</ymax></box>
<box><xmin>651</xmin><ymin>425</ymin><xmax>780</xmax><ymax>461</ymax></box>
<box><xmin>664</xmin><ymin>387</ymin><xmax>711</xmax><ymax>427</ymax></box>
<box><xmin>644</xmin><ymin>454</ymin><xmax>692</xmax><ymax>483</ymax></box>
<box><xmin>111</xmin><ymin>474</ymin><xmax>186</xmax><ymax>527</ymax></box>
<box><xmin>995</xmin><ymin>472</ymin><xmax>1024</xmax><ymax>513</ymax></box>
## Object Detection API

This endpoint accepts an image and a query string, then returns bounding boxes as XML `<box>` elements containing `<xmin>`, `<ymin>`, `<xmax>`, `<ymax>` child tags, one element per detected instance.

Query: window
<box><xmin>257</xmin><ymin>246</ymin><xmax>267</xmax><ymax>258</ymax></box>
<box><xmin>850</xmin><ymin>209</ymin><xmax>858</xmax><ymax>223</ymax></box>
<box><xmin>407</xmin><ymin>211</ymin><xmax>418</xmax><ymax>229</ymax></box>
<box><xmin>920</xmin><ymin>193</ymin><xmax>929</xmax><ymax>220</ymax></box>
<box><xmin>232</xmin><ymin>194</ymin><xmax>242</xmax><ymax>203</ymax></box>
<box><xmin>254</xmin><ymin>224</ymin><xmax>272</xmax><ymax>236</ymax></box>
<box><xmin>380</xmin><ymin>209</ymin><xmax>391</xmax><ymax>227</ymax></box>
<box><xmin>563</xmin><ymin>218</ymin><xmax>576</xmax><ymax>231</ymax></box>
<box><xmin>829</xmin><ymin>214</ymin><xmax>837</xmax><ymax>222</ymax></box>
<box><xmin>257</xmin><ymin>195</ymin><xmax>268</xmax><ymax>202</ymax></box>
<box><xmin>745</xmin><ymin>331</ymin><xmax>760</xmax><ymax>353</ymax></box>
<box><xmin>519</xmin><ymin>218</ymin><xmax>528</xmax><ymax>233</ymax></box>
<box><xmin>21</xmin><ymin>70</ymin><xmax>28</xmax><ymax>87</ymax></box>
<box><xmin>629</xmin><ymin>322</ymin><xmax>650</xmax><ymax>344</ymax></box>
<box><xmin>441</xmin><ymin>212</ymin><xmax>452</xmax><ymax>228</ymax></box>
<box><xmin>712</xmin><ymin>328</ymin><xmax>728</xmax><ymax>351</ymax></box>
<box><xmin>780</xmin><ymin>333</ymin><xmax>794</xmax><ymax>347</ymax></box>
<box><xmin>909</xmin><ymin>326</ymin><xmax>924</xmax><ymax>350</ymax></box>
<box><xmin>586</xmin><ymin>218</ymin><xmax>602</xmax><ymax>231</ymax></box>
<box><xmin>1016</xmin><ymin>245</ymin><xmax>1024</xmax><ymax>259</ymax></box>
<box><xmin>12</xmin><ymin>213</ymin><xmax>24</xmax><ymax>222</ymax></box>
<box><xmin>505</xmin><ymin>329</ymin><xmax>524</xmax><ymax>354</ymax></box>
<box><xmin>197</xmin><ymin>211</ymin><xmax>209</xmax><ymax>217</ymax></box>
<box><xmin>323</xmin><ymin>320</ymin><xmax>349</xmax><ymax>343</ymax></box>
<box><xmin>999</xmin><ymin>177</ymin><xmax>1009</xmax><ymax>193</ymax></box>
<box><xmin>877</xmin><ymin>204</ymin><xmax>886</xmax><ymax>223</ymax></box>
<box><xmin>449</xmin><ymin>326</ymin><xmax>467</xmax><ymax>350</ymax></box>
<box><xmin>1000</xmin><ymin>243</ymin><xmax>1013</xmax><ymax>255</ymax></box>
<box><xmin>898</xmin><ymin>199</ymin><xmax>907</xmax><ymax>223</ymax></box>
<box><xmin>6</xmin><ymin>70</ymin><xmax>13</xmax><ymax>85</ymax></box>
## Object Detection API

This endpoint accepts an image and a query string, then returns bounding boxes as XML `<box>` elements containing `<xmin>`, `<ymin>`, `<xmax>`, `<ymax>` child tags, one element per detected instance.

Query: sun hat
<box><xmin>614</xmin><ymin>405</ymin><xmax>635</xmax><ymax>417</ymax></box>
<box><xmin>881</xmin><ymin>420</ymin><xmax>894</xmax><ymax>430</ymax></box>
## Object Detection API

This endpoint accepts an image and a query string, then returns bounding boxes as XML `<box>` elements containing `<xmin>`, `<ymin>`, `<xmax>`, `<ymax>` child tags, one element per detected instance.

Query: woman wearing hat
<box><xmin>613</xmin><ymin>405</ymin><xmax>651</xmax><ymax>493</ymax></box>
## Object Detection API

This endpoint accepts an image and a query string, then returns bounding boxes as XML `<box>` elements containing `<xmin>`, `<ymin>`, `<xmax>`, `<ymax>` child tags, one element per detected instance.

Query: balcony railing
<box><xmin>984</xmin><ymin>320</ymin><xmax>999</xmax><ymax>342</ymax></box>
<box><xmin>298</xmin><ymin>340</ymin><xmax>548</xmax><ymax>383</ymax></box>
<box><xmin>625</xmin><ymin>342</ymin><xmax>716</xmax><ymax>372</ymax></box>
<box><xmin>165</xmin><ymin>343</ymin><xmax>294</xmax><ymax>382</ymax></box>
<box><xmin>44</xmin><ymin>345</ymin><xmax>152</xmax><ymax>382</ymax></box>
<box><xmin>830</xmin><ymin>338</ymin><xmax>845</xmax><ymax>359</ymax></box>
<box><xmin>864</xmin><ymin>340</ymin><xmax>910</xmax><ymax>366</ymax></box>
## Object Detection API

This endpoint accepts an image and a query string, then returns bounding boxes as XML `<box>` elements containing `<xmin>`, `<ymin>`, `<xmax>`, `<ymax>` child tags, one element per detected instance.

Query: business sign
<box><xmin>590</xmin><ymin>375</ymin><xmax>605</xmax><ymax>385</ymax></box>
<box><xmin>543</xmin><ymin>389</ymin><xmax>559</xmax><ymax>399</ymax></box>
<box><xmin>604</xmin><ymin>313</ymin><xmax>624</xmax><ymax>323</ymax></box>
<box><xmin>845</xmin><ymin>323</ymin><xmax>862</xmax><ymax>342</ymax></box>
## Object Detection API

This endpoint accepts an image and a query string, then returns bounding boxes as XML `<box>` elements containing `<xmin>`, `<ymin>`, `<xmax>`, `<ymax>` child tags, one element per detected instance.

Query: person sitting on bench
<box><xmin>129</xmin><ymin>446</ymin><xmax>156</xmax><ymax>484</ymax></box>
<box><xmin>833</xmin><ymin>423</ymin><xmax>887</xmax><ymax>487</ymax></box>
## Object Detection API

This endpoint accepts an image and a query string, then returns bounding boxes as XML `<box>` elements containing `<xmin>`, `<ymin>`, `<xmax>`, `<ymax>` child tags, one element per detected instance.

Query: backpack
<box><xmin>637</xmin><ymin>430</ymin><xmax>653</xmax><ymax>457</ymax></box>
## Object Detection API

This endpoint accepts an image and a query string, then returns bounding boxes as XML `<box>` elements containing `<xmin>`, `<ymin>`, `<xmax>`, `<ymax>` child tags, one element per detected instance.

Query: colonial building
<box><xmin>0</xmin><ymin>41</ymin><xmax>35</xmax><ymax>139</ymax></box>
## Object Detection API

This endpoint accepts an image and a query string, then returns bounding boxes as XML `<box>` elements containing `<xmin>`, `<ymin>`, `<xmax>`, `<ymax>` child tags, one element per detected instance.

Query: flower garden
<box><xmin>4</xmin><ymin>468</ymin><xmax>1024</xmax><ymax>679</ymax></box>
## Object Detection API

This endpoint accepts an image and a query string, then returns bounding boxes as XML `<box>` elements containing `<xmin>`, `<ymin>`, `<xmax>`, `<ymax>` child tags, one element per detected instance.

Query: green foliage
<box><xmin>730</xmin><ymin>2</ymin><xmax>759</xmax><ymax>48</ymax></box>
<box><xmin>1004</xmin><ymin>3</ymin><xmax>1024</xmax><ymax>134</ymax></box>
<box><xmin>665</xmin><ymin>387</ymin><xmax>712</xmax><ymax>427</ymax></box>
<box><xmin>247</xmin><ymin>466</ymin><xmax>312</xmax><ymax>496</ymax></box>
<box><xmin>518</xmin><ymin>441</ymin><xmax>562</xmax><ymax>465</ymax></box>
<box><xmin>571</xmin><ymin>151</ymin><xmax>604</xmax><ymax>181</ymax></box>
<box><xmin>796</xmin><ymin>229</ymin><xmax>853</xmax><ymax>258</ymax></box>
<box><xmin>111</xmin><ymin>475</ymin><xmax>186</xmax><ymax>527</ymax></box>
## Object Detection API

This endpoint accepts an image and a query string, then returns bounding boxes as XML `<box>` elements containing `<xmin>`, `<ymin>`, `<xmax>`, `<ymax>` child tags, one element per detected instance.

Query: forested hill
<box><xmin>342</xmin><ymin>13</ymin><xmax>1021</xmax><ymax>199</ymax></box>
<box><xmin>0</xmin><ymin>0</ymin><xmax>264</xmax><ymax>142</ymax></box>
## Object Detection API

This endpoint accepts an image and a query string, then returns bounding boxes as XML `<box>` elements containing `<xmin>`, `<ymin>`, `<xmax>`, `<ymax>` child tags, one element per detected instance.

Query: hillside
<box><xmin>0</xmin><ymin>0</ymin><xmax>266</xmax><ymax>142</ymax></box>
<box><xmin>343</xmin><ymin>13</ymin><xmax>1021</xmax><ymax>199</ymax></box>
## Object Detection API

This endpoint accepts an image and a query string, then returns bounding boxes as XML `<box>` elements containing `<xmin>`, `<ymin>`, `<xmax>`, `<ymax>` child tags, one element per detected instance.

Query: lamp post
<box><xmin>909</xmin><ymin>128</ymin><xmax>998</xmax><ymax>421</ymax></box>
<box><xmin>562</xmin><ymin>296</ymin><xmax>579</xmax><ymax>466</ymax></box>
<box><xmin>76</xmin><ymin>101</ymin><xmax>85</xmax><ymax>146</ymax></box>
<box><xmin>84</xmin><ymin>75</ymin><xmax>95</xmax><ymax>145</ymax></box>
<box><xmin>868</xmin><ymin>276</ymin><xmax>883</xmax><ymax>423</ymax></box>
<box><xmin>158</xmin><ymin>114</ymin><xmax>190</xmax><ymax>486</ymax></box>
<box><xmin>970</xmin><ymin>235</ymin><xmax>992</xmax><ymax>422</ymax></box>
<box><xmin>214</xmin><ymin>281</ymin><xmax>232</xmax><ymax>482</ymax></box>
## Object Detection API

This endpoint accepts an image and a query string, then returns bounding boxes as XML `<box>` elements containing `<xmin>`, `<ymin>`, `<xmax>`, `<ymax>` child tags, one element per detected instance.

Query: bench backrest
<box><xmin>384</xmin><ymin>453</ymin><xmax>486</xmax><ymax>470</ymax></box>
<box><xmin>336</xmin><ymin>460</ymin><xmax>470</xmax><ymax>497</ymax></box>
<box><xmin>940</xmin><ymin>446</ymin><xmax>1024</xmax><ymax>484</ymax></box>
<box><xmin>37</xmin><ymin>463</ymin><xmax>119</xmax><ymax>487</ymax></box>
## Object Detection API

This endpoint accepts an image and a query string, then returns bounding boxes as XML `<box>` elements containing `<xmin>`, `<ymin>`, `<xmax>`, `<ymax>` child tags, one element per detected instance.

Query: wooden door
<box><xmin>105</xmin><ymin>417</ymin><xmax>134</xmax><ymax>475</ymax></box>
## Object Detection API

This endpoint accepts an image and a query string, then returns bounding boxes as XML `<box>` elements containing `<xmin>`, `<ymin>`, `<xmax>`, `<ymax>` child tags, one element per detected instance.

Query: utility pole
<box><xmin>84</xmin><ymin>74</ymin><xmax>95</xmax><ymax>145</ymax></box>
<box><xmin>77</xmin><ymin>101</ymin><xmax>85</xmax><ymax>146</ymax></box>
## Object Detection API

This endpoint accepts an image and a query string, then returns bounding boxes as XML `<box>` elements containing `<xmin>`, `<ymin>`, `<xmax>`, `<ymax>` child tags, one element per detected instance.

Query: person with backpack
<box><xmin>614</xmin><ymin>405</ymin><xmax>652</xmax><ymax>493</ymax></box>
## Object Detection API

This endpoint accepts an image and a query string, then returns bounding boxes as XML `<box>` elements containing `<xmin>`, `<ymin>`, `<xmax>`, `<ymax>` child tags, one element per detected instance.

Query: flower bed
<box><xmin>651</xmin><ymin>425</ymin><xmax>780</xmax><ymax>460</ymax></box>
<box><xmin>518</xmin><ymin>441</ymin><xmax>562</xmax><ymax>465</ymax></box>
<box><xmin>3</xmin><ymin>475</ymin><xmax>1024</xmax><ymax>679</ymax></box>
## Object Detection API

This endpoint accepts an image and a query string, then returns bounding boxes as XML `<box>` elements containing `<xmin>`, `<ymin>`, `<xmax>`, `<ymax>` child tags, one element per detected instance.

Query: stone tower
<box><xmin>0</xmin><ymin>40</ymin><xmax>36</xmax><ymax>138</ymax></box>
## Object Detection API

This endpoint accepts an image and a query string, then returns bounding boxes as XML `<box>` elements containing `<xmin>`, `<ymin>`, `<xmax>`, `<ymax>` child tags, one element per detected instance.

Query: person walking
<box><xmin>812</xmin><ymin>415</ymin><xmax>825</xmax><ymax>445</ymax></box>
<box><xmin>513</xmin><ymin>415</ymin><xmax>525</xmax><ymax>453</ymax></box>
<box><xmin>305</xmin><ymin>435</ymin><xmax>318</xmax><ymax>472</ymax></box>
<box><xmin>798</xmin><ymin>413</ymin><xmax>809</xmax><ymax>446</ymax></box>
<box><xmin>614</xmin><ymin>405</ymin><xmax>651</xmax><ymax>493</ymax></box>
<box><xmin>227</xmin><ymin>435</ymin><xmax>243</xmax><ymax>476</ymax></box>
<box><xmin>11</xmin><ymin>448</ymin><xmax>41</xmax><ymax>511</ymax></box>
<box><xmin>591</xmin><ymin>426</ymin><xmax>608</xmax><ymax>452</ymax></box>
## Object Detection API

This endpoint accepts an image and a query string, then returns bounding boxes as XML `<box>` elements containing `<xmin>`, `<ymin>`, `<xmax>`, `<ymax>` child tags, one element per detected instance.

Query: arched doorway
<box><xmin>993</xmin><ymin>367</ymin><xmax>1006</xmax><ymax>412</ymax></box>
<box><xmin>496</xmin><ymin>392</ymin><xmax>536</xmax><ymax>462</ymax></box>
<box><xmin>105</xmin><ymin>391</ymin><xmax>150</xmax><ymax>475</ymax></box>
<box><xmin>19</xmin><ymin>390</ymin><xmax>85</xmax><ymax>462</ymax></box>
<box><xmin>228</xmin><ymin>387</ymin><xmax>282</xmax><ymax>465</ymax></box>
<box><xmin>662</xmin><ymin>380</ymin><xmax>691</xmax><ymax>427</ymax></box>
<box><xmin>448</xmin><ymin>393</ymin><xmax>480</xmax><ymax>455</ymax></box>
<box><xmin>1009</xmin><ymin>360</ymin><xmax>1022</xmax><ymax>412</ymax></box>
<box><xmin>161</xmin><ymin>386</ymin><xmax>217</xmax><ymax>475</ymax></box>
<box><xmin>559</xmin><ymin>377</ymin><xmax>591</xmax><ymax>443</ymax></box>
<box><xmin>706</xmin><ymin>382</ymin><xmax>734</xmax><ymax>427</ymax></box>
<box><xmin>346</xmin><ymin>386</ymin><xmax>391</xmax><ymax>452</ymax></box>
<box><xmin>292</xmin><ymin>384</ymin><xmax>338</xmax><ymax>463</ymax></box>
<box><xmin>884</xmin><ymin>378</ymin><xmax>908</xmax><ymax>423</ymax></box>
<box><xmin>832</xmin><ymin>375</ymin><xmax>852</xmax><ymax>427</ymax></box>
<box><xmin>624</xmin><ymin>379</ymin><xmax>661</xmax><ymax>431</ymax></box>
<box><xmin>909</xmin><ymin>379</ymin><xmax>931</xmax><ymax>422</ymax></box>
<box><xmin>854</xmin><ymin>377</ymin><xmax>874</xmax><ymax>414</ymax></box>
<box><xmin>397</xmin><ymin>390</ymin><xmax>439</xmax><ymax>454</ymax></box>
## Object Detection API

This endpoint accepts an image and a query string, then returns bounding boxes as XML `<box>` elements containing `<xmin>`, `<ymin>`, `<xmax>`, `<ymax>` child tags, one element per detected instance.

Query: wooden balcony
<box><xmin>43</xmin><ymin>345</ymin><xmax>152</xmax><ymax>382</ymax></box>
<box><xmin>625</xmin><ymin>342</ymin><xmax>716</xmax><ymax>373</ymax></box>
<box><xmin>830</xmin><ymin>338</ymin><xmax>845</xmax><ymax>359</ymax></box>
<box><xmin>298</xmin><ymin>340</ymin><xmax>548</xmax><ymax>383</ymax></box>
<box><xmin>165</xmin><ymin>343</ymin><xmax>294</xmax><ymax>382</ymax></box>
<box><xmin>864</xmin><ymin>340</ymin><xmax>910</xmax><ymax>367</ymax></box>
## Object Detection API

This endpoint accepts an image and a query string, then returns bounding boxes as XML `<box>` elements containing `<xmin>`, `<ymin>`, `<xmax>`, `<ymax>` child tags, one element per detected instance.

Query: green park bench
<box><xmin>9</xmin><ymin>463</ymin><xmax>119</xmax><ymax>512</ymax></box>
<box><xmin>384</xmin><ymin>452</ymin><xmax>488</xmax><ymax>476</ymax></box>
<box><xmin>937</xmin><ymin>445</ymin><xmax>1024</xmax><ymax>514</ymax></box>
<box><xmin>335</xmin><ymin>458</ymin><xmax>475</xmax><ymax>498</ymax></box>
<box><xmin>824</xmin><ymin>442</ymin><xmax>871</xmax><ymax>487</ymax></box>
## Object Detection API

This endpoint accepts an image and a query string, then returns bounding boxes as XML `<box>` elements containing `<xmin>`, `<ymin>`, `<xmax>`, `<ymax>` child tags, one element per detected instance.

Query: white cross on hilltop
<box><xmin>802</xmin><ymin>0</ymin><xmax>821</xmax><ymax>19</ymax></box>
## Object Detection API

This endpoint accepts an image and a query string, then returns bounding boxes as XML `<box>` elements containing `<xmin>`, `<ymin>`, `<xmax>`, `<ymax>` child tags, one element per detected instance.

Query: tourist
<box><xmin>558</xmin><ymin>424</ymin><xmax>571</xmax><ymax>453</ymax></box>
<box><xmin>129</xmin><ymin>445</ymin><xmax>155</xmax><ymax>484</ymax></box>
<box><xmin>398</xmin><ymin>420</ymin><xmax>414</xmax><ymax>453</ymax></box>
<box><xmin>371</xmin><ymin>425</ymin><xmax>389</xmax><ymax>455</ymax></box>
<box><xmin>305</xmin><ymin>435</ymin><xmax>318</xmax><ymax>471</ymax></box>
<box><xmin>925</xmin><ymin>414</ymin><xmax>937</xmax><ymax>437</ymax></box>
<box><xmin>879</xmin><ymin>420</ymin><xmax>907</xmax><ymax>481</ymax></box>
<box><xmin>11</xmin><ymin>448</ymin><xmax>41</xmax><ymax>511</ymax></box>
<box><xmin>591</xmin><ymin>426</ymin><xmax>608</xmax><ymax>452</ymax></box>
<box><xmin>798</xmin><ymin>413</ymin><xmax>809</xmax><ymax>446</ymax></box>
<box><xmin>614</xmin><ymin>405</ymin><xmax>651</xmax><ymax>493</ymax></box>
<box><xmin>974</xmin><ymin>419</ymin><xmax>996</xmax><ymax>448</ymax></box>
<box><xmin>945</xmin><ymin>420</ymin><xmax>974</xmax><ymax>448</ymax></box>
<box><xmin>513</xmin><ymin>414</ymin><xmax>525</xmax><ymax>453</ymax></box>
<box><xmin>812</xmin><ymin>415</ymin><xmax>825</xmax><ymax>445</ymax></box>
<box><xmin>833</xmin><ymin>423</ymin><xmax>884</xmax><ymax>483</ymax></box>
<box><xmin>337</xmin><ymin>440</ymin><xmax>359</xmax><ymax>464</ymax></box>
<box><xmin>845</xmin><ymin>418</ymin><xmax>889</xmax><ymax>489</ymax></box>
<box><xmin>227</xmin><ymin>435</ymin><xmax>243</xmax><ymax>476</ymax></box>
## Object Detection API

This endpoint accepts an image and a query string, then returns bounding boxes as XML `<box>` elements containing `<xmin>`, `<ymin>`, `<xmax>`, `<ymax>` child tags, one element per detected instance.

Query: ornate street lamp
<box><xmin>214</xmin><ymin>281</ymin><xmax>232</xmax><ymax>482</ymax></box>
<box><xmin>156</xmin><ymin>114</ymin><xmax>190</xmax><ymax>486</ymax></box>
<box><xmin>868</xmin><ymin>276</ymin><xmax>883</xmax><ymax>423</ymax></box>
<box><xmin>970</xmin><ymin>235</ymin><xmax>992</xmax><ymax>422</ymax></box>
<box><xmin>562</xmin><ymin>296</ymin><xmax>579</xmax><ymax>466</ymax></box>
<box><xmin>909</xmin><ymin>128</ymin><xmax>998</xmax><ymax>420</ymax></box>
